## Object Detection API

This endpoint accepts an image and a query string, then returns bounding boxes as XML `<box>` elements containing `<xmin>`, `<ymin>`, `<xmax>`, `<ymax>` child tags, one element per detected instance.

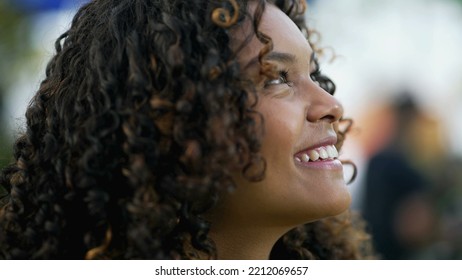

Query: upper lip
<box><xmin>294</xmin><ymin>135</ymin><xmax>338</xmax><ymax>156</ymax></box>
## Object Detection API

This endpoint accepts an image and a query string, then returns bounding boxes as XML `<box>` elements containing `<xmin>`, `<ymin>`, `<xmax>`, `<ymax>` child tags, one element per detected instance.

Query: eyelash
<box><xmin>264</xmin><ymin>67</ymin><xmax>325</xmax><ymax>88</ymax></box>
<box><xmin>264</xmin><ymin>70</ymin><xmax>291</xmax><ymax>87</ymax></box>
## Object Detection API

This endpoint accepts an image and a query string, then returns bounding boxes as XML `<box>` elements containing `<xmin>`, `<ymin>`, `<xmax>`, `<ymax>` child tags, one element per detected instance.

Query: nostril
<box><xmin>322</xmin><ymin>103</ymin><xmax>343</xmax><ymax>123</ymax></box>
<box><xmin>304</xmin><ymin>83</ymin><xmax>344</xmax><ymax>123</ymax></box>
<box><xmin>321</xmin><ymin>114</ymin><xmax>337</xmax><ymax>123</ymax></box>
<box><xmin>308</xmin><ymin>101</ymin><xmax>343</xmax><ymax>124</ymax></box>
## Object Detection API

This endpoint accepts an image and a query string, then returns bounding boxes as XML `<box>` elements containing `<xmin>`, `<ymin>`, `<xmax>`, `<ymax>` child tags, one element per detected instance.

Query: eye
<box><xmin>310</xmin><ymin>69</ymin><xmax>321</xmax><ymax>87</ymax></box>
<box><xmin>264</xmin><ymin>70</ymin><xmax>291</xmax><ymax>87</ymax></box>
<box><xmin>310</xmin><ymin>67</ymin><xmax>336</xmax><ymax>95</ymax></box>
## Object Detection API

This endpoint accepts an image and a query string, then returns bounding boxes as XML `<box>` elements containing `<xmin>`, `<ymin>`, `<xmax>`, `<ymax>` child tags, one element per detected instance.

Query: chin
<box><xmin>325</xmin><ymin>189</ymin><xmax>352</xmax><ymax>217</ymax></box>
<box><xmin>292</xmin><ymin>192</ymin><xmax>352</xmax><ymax>225</ymax></box>
<box><xmin>312</xmin><ymin>182</ymin><xmax>352</xmax><ymax>220</ymax></box>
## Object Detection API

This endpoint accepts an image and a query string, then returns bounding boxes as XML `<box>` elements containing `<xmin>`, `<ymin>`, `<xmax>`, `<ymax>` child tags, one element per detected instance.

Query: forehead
<box><xmin>231</xmin><ymin>3</ymin><xmax>313</xmax><ymax>65</ymax></box>
<box><xmin>260</xmin><ymin>5</ymin><xmax>310</xmax><ymax>51</ymax></box>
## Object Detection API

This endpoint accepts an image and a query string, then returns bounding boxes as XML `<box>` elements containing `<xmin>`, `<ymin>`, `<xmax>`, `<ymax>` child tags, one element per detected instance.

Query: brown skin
<box><xmin>207</xmin><ymin>3</ymin><xmax>350</xmax><ymax>260</ymax></box>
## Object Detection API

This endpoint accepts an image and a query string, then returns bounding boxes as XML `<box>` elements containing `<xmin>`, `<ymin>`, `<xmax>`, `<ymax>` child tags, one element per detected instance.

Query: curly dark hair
<box><xmin>0</xmin><ymin>0</ymin><xmax>372</xmax><ymax>259</ymax></box>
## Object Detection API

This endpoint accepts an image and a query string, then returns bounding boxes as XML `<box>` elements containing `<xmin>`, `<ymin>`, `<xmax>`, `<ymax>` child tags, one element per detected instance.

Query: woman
<box><xmin>0</xmin><ymin>0</ymin><xmax>372</xmax><ymax>259</ymax></box>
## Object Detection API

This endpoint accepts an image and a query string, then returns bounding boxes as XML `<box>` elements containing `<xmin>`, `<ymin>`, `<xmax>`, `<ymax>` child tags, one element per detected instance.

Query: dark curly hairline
<box><xmin>0</xmin><ymin>0</ymin><xmax>370</xmax><ymax>259</ymax></box>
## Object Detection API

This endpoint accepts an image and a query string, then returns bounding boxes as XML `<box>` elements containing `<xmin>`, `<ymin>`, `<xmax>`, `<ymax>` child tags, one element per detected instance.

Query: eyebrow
<box><xmin>309</xmin><ymin>52</ymin><xmax>317</xmax><ymax>64</ymax></box>
<box><xmin>244</xmin><ymin>51</ymin><xmax>296</xmax><ymax>69</ymax></box>
<box><xmin>265</xmin><ymin>52</ymin><xmax>297</xmax><ymax>64</ymax></box>
<box><xmin>244</xmin><ymin>51</ymin><xmax>316</xmax><ymax>69</ymax></box>
<box><xmin>310</xmin><ymin>52</ymin><xmax>320</xmax><ymax>70</ymax></box>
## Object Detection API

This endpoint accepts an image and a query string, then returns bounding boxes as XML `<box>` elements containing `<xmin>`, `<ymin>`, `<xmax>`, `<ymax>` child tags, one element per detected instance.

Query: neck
<box><xmin>208</xmin><ymin>219</ymin><xmax>289</xmax><ymax>260</ymax></box>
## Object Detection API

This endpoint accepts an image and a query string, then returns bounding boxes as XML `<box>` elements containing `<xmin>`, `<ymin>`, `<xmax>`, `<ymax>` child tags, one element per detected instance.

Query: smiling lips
<box><xmin>294</xmin><ymin>145</ymin><xmax>339</xmax><ymax>163</ymax></box>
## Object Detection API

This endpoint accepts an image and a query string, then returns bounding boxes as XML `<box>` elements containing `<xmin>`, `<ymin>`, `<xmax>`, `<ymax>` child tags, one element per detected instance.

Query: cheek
<box><xmin>258</xmin><ymin>99</ymin><xmax>303</xmax><ymax>153</ymax></box>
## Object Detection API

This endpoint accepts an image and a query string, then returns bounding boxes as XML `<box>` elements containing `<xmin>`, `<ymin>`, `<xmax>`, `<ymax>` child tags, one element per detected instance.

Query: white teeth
<box><xmin>333</xmin><ymin>146</ymin><xmax>339</xmax><ymax>157</ymax></box>
<box><xmin>318</xmin><ymin>147</ymin><xmax>328</xmax><ymax>159</ymax></box>
<box><xmin>326</xmin><ymin>145</ymin><xmax>338</xmax><ymax>158</ymax></box>
<box><xmin>295</xmin><ymin>145</ymin><xmax>338</xmax><ymax>163</ymax></box>
<box><xmin>309</xmin><ymin>150</ymin><xmax>319</xmax><ymax>161</ymax></box>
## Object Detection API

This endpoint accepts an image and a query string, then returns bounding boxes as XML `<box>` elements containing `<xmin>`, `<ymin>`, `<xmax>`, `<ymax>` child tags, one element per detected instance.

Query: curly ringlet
<box><xmin>0</xmin><ymin>0</ymin><xmax>372</xmax><ymax>259</ymax></box>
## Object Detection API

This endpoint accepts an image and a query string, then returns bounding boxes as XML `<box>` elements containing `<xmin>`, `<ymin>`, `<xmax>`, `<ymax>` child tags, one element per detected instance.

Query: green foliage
<box><xmin>0</xmin><ymin>2</ymin><xmax>35</xmax><ymax>89</ymax></box>
<box><xmin>0</xmin><ymin>2</ymin><xmax>32</xmax><ymax>179</ymax></box>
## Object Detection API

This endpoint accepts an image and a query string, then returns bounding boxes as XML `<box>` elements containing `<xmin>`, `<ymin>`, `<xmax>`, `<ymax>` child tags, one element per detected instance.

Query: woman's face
<box><xmin>215</xmin><ymin>3</ymin><xmax>350</xmax><ymax>229</ymax></box>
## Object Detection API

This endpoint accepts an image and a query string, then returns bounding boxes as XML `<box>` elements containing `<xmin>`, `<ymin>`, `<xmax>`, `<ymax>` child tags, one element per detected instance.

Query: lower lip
<box><xmin>295</xmin><ymin>159</ymin><xmax>343</xmax><ymax>170</ymax></box>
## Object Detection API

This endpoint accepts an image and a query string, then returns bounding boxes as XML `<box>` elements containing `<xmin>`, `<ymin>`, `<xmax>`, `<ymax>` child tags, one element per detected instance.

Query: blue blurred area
<box><xmin>8</xmin><ymin>0</ymin><xmax>90</xmax><ymax>12</ymax></box>
<box><xmin>9</xmin><ymin>0</ymin><xmax>64</xmax><ymax>11</ymax></box>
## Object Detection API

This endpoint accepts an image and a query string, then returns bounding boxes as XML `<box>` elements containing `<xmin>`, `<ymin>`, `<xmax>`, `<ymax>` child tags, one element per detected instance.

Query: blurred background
<box><xmin>0</xmin><ymin>0</ymin><xmax>89</xmax><ymax>165</ymax></box>
<box><xmin>0</xmin><ymin>0</ymin><xmax>461</xmax><ymax>259</ymax></box>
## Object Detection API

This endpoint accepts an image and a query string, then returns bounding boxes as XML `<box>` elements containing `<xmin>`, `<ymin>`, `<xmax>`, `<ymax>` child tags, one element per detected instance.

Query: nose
<box><xmin>304</xmin><ymin>85</ymin><xmax>343</xmax><ymax>123</ymax></box>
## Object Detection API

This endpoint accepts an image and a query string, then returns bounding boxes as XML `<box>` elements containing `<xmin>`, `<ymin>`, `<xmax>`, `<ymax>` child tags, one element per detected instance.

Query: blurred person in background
<box><xmin>362</xmin><ymin>93</ymin><xmax>438</xmax><ymax>259</ymax></box>
<box><xmin>429</xmin><ymin>157</ymin><xmax>462</xmax><ymax>259</ymax></box>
